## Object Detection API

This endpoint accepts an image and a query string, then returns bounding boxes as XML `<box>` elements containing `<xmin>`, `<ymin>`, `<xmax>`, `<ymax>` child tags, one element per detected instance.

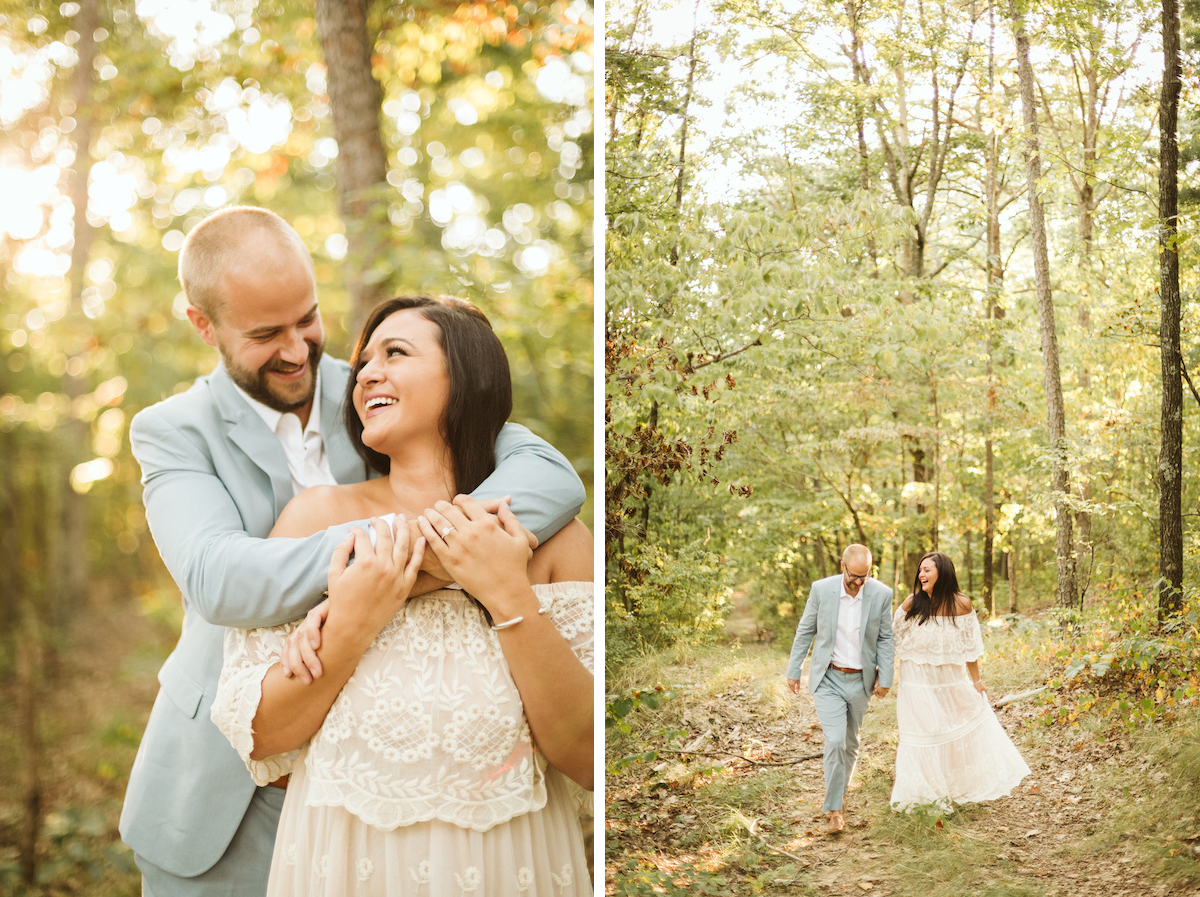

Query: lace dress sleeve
<box><xmin>962</xmin><ymin>610</ymin><xmax>985</xmax><ymax>662</ymax></box>
<box><xmin>537</xmin><ymin>581</ymin><xmax>595</xmax><ymax>675</ymax></box>
<box><xmin>211</xmin><ymin>621</ymin><xmax>305</xmax><ymax>786</ymax></box>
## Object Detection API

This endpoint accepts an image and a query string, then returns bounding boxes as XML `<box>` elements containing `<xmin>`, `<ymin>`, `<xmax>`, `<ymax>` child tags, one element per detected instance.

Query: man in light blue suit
<box><xmin>119</xmin><ymin>207</ymin><xmax>585</xmax><ymax>895</ymax></box>
<box><xmin>785</xmin><ymin>544</ymin><xmax>894</xmax><ymax>834</ymax></box>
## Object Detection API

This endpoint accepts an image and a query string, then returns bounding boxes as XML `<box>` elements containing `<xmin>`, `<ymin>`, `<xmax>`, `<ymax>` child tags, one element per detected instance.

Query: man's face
<box><xmin>189</xmin><ymin>252</ymin><xmax>324</xmax><ymax>419</ymax></box>
<box><xmin>841</xmin><ymin>558</ymin><xmax>871</xmax><ymax>597</ymax></box>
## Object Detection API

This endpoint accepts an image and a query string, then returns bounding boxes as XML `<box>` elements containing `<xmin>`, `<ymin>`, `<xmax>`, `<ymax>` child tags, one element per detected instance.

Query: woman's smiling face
<box><xmin>918</xmin><ymin>557</ymin><xmax>938</xmax><ymax>595</ymax></box>
<box><xmin>352</xmin><ymin>309</ymin><xmax>450</xmax><ymax>452</ymax></box>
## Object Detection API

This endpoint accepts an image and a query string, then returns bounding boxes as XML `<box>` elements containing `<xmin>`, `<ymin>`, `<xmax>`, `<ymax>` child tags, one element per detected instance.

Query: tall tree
<box><xmin>1158</xmin><ymin>0</ymin><xmax>1184</xmax><ymax>617</ymax></box>
<box><xmin>1010</xmin><ymin>0</ymin><xmax>1080</xmax><ymax>611</ymax></box>
<box><xmin>57</xmin><ymin>0</ymin><xmax>101</xmax><ymax>616</ymax></box>
<box><xmin>313</xmin><ymin>0</ymin><xmax>392</xmax><ymax>324</ymax></box>
<box><xmin>983</xmin><ymin>0</ymin><xmax>1003</xmax><ymax>616</ymax></box>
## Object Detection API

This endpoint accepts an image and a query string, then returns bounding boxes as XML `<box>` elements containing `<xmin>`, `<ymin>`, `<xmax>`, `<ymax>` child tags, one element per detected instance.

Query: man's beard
<box><xmin>224</xmin><ymin>340</ymin><xmax>324</xmax><ymax>413</ymax></box>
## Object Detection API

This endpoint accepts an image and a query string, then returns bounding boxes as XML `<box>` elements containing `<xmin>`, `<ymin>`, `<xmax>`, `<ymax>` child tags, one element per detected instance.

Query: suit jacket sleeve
<box><xmin>475</xmin><ymin>422</ymin><xmax>585</xmax><ymax>543</ymax></box>
<box><xmin>874</xmin><ymin>586</ymin><xmax>895</xmax><ymax>688</ymax></box>
<box><xmin>785</xmin><ymin>581</ymin><xmax>822</xmax><ymax>680</ymax></box>
<box><xmin>132</xmin><ymin>406</ymin><xmax>359</xmax><ymax>630</ymax></box>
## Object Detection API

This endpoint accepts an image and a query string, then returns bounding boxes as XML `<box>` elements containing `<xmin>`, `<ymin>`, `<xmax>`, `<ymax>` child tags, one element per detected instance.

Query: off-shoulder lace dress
<box><xmin>889</xmin><ymin>604</ymin><xmax>1030</xmax><ymax>811</ymax></box>
<box><xmin>212</xmin><ymin>582</ymin><xmax>593</xmax><ymax>896</ymax></box>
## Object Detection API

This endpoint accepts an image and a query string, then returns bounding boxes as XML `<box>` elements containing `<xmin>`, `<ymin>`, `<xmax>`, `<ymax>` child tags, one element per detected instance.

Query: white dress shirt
<box><xmin>234</xmin><ymin>371</ymin><xmax>337</xmax><ymax>496</ymax></box>
<box><xmin>830</xmin><ymin>579</ymin><xmax>864</xmax><ymax>670</ymax></box>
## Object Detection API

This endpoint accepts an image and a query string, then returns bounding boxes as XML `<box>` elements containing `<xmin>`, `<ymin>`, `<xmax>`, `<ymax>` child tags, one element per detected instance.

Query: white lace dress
<box><xmin>212</xmin><ymin>582</ymin><xmax>593</xmax><ymax>897</ymax></box>
<box><xmin>889</xmin><ymin>605</ymin><xmax>1030</xmax><ymax>811</ymax></box>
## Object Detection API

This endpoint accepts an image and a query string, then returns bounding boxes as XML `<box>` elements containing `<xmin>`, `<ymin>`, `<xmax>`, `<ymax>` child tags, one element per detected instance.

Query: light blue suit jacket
<box><xmin>119</xmin><ymin>355</ymin><xmax>585</xmax><ymax>878</ymax></box>
<box><xmin>785</xmin><ymin>574</ymin><xmax>895</xmax><ymax>697</ymax></box>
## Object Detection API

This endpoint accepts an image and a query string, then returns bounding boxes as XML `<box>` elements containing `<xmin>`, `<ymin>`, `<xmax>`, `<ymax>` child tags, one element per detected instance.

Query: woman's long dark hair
<box><xmin>343</xmin><ymin>296</ymin><xmax>512</xmax><ymax>494</ymax></box>
<box><xmin>906</xmin><ymin>551</ymin><xmax>969</xmax><ymax>626</ymax></box>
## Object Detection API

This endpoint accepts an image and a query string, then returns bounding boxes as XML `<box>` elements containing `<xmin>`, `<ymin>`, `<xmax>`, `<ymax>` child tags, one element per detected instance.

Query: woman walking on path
<box><xmin>890</xmin><ymin>552</ymin><xmax>1030</xmax><ymax>811</ymax></box>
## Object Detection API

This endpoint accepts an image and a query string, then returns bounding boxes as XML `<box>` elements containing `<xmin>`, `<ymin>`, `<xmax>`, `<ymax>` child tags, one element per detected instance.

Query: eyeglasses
<box><xmin>844</xmin><ymin>572</ymin><xmax>870</xmax><ymax>584</ymax></box>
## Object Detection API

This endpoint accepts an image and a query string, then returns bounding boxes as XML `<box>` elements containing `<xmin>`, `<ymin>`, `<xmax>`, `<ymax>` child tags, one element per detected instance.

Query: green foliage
<box><xmin>0</xmin><ymin>802</ymin><xmax>139</xmax><ymax>895</ymax></box>
<box><xmin>605</xmin><ymin>686</ymin><xmax>687</xmax><ymax>773</ymax></box>
<box><xmin>611</xmin><ymin>859</ymin><xmax>732</xmax><ymax>897</ymax></box>
<box><xmin>607</xmin><ymin>537</ymin><xmax>734</xmax><ymax>658</ymax></box>
<box><xmin>991</xmin><ymin>589</ymin><xmax>1200</xmax><ymax>731</ymax></box>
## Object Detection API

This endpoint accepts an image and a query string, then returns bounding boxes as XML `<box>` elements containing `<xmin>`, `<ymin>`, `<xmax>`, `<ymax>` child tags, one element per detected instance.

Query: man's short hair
<box><xmin>178</xmin><ymin>207</ymin><xmax>312</xmax><ymax>322</ymax></box>
<box><xmin>842</xmin><ymin>544</ymin><xmax>872</xmax><ymax>568</ymax></box>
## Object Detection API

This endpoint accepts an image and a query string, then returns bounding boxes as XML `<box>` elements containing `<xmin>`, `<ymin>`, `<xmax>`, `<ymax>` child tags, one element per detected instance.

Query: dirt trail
<box><xmin>606</xmin><ymin>598</ymin><xmax>1197</xmax><ymax>897</ymax></box>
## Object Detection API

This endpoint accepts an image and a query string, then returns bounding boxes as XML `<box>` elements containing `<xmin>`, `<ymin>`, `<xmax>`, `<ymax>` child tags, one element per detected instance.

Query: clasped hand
<box><xmin>281</xmin><ymin>497</ymin><xmax>534</xmax><ymax>683</ymax></box>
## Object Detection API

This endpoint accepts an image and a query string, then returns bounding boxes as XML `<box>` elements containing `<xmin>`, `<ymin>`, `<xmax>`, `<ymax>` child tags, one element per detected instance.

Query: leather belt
<box><xmin>829</xmin><ymin>664</ymin><xmax>862</xmax><ymax>674</ymax></box>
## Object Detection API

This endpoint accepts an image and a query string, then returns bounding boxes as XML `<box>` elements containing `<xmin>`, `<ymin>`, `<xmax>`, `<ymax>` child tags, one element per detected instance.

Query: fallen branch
<box><xmin>992</xmin><ymin>685</ymin><xmax>1048</xmax><ymax>708</ymax></box>
<box><xmin>655</xmin><ymin>747</ymin><xmax>824</xmax><ymax>767</ymax></box>
<box><xmin>741</xmin><ymin>816</ymin><xmax>809</xmax><ymax>864</ymax></box>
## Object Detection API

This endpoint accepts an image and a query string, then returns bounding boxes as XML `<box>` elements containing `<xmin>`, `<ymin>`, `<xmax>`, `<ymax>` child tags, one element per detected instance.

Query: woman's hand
<box><xmin>418</xmin><ymin>496</ymin><xmax>533</xmax><ymax>617</ymax></box>
<box><xmin>327</xmin><ymin>516</ymin><xmax>425</xmax><ymax>639</ymax></box>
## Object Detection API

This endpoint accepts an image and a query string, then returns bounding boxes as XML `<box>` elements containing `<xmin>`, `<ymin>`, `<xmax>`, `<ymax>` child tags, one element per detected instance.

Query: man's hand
<box><xmin>415</xmin><ymin>496</ymin><xmax>536</xmax><ymax>582</ymax></box>
<box><xmin>786</xmin><ymin>677</ymin><xmax>802</xmax><ymax>695</ymax></box>
<box><xmin>281</xmin><ymin>598</ymin><xmax>329</xmax><ymax>684</ymax></box>
<box><xmin>872</xmin><ymin>685</ymin><xmax>890</xmax><ymax>698</ymax></box>
<box><xmin>477</xmin><ymin>496</ymin><xmax>538</xmax><ymax>551</ymax></box>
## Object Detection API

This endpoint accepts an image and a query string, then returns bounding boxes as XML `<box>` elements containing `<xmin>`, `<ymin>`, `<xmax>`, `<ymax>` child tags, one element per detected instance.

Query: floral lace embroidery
<box><xmin>211</xmin><ymin>582</ymin><xmax>594</xmax><ymax>832</ymax></box>
<box><xmin>892</xmin><ymin>605</ymin><xmax>984</xmax><ymax>666</ymax></box>
<box><xmin>456</xmin><ymin>866</ymin><xmax>483</xmax><ymax>893</ymax></box>
<box><xmin>552</xmin><ymin>864</ymin><xmax>574</xmax><ymax>895</ymax></box>
<box><xmin>410</xmin><ymin>860</ymin><xmax>431</xmax><ymax>886</ymax></box>
<box><xmin>516</xmin><ymin>867</ymin><xmax>535</xmax><ymax>892</ymax></box>
<box><xmin>356</xmin><ymin>858</ymin><xmax>374</xmax><ymax>882</ymax></box>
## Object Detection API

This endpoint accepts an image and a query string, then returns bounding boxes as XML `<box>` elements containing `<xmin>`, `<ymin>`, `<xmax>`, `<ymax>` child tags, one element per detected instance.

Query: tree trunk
<box><xmin>965</xmin><ymin>529</ymin><xmax>974</xmax><ymax>594</ymax></box>
<box><xmin>1007</xmin><ymin>546</ymin><xmax>1019</xmax><ymax>614</ymax></box>
<box><xmin>847</xmin><ymin>0</ymin><xmax>878</xmax><ymax>271</ymax></box>
<box><xmin>16</xmin><ymin>599</ymin><xmax>42</xmax><ymax>886</ymax></box>
<box><xmin>904</xmin><ymin>439</ymin><xmax>928</xmax><ymax>585</ymax></box>
<box><xmin>638</xmin><ymin>400</ymin><xmax>658</xmax><ymax>540</ymax></box>
<box><xmin>983</xmin><ymin>5</ymin><xmax>1001</xmax><ymax>618</ymax></box>
<box><xmin>314</xmin><ymin>0</ymin><xmax>391</xmax><ymax>325</ymax></box>
<box><xmin>57</xmin><ymin>0</ymin><xmax>101</xmax><ymax>616</ymax></box>
<box><xmin>1158</xmin><ymin>0</ymin><xmax>1184</xmax><ymax>618</ymax></box>
<box><xmin>4</xmin><ymin>433</ymin><xmax>41</xmax><ymax>884</ymax></box>
<box><xmin>1010</xmin><ymin>0</ymin><xmax>1079</xmax><ymax>611</ymax></box>
<box><xmin>669</xmin><ymin>0</ymin><xmax>701</xmax><ymax>267</ymax></box>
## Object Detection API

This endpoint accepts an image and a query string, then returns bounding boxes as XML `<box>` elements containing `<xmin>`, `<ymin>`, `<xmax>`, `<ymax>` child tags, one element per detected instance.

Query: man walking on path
<box><xmin>785</xmin><ymin>544</ymin><xmax>894</xmax><ymax>833</ymax></box>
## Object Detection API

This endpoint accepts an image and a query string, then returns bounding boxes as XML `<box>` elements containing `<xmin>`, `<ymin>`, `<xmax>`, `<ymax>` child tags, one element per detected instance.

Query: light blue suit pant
<box><xmin>137</xmin><ymin>785</ymin><xmax>285</xmax><ymax>897</ymax></box>
<box><xmin>812</xmin><ymin>669</ymin><xmax>871</xmax><ymax>812</ymax></box>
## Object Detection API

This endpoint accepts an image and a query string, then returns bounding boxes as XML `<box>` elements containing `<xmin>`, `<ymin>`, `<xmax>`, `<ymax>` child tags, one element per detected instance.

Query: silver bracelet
<box><xmin>491</xmin><ymin>615</ymin><xmax>524</xmax><ymax>631</ymax></box>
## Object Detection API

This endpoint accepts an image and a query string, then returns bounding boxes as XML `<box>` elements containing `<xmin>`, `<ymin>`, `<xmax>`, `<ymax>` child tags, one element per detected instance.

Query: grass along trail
<box><xmin>604</xmin><ymin>612</ymin><xmax>1200</xmax><ymax>897</ymax></box>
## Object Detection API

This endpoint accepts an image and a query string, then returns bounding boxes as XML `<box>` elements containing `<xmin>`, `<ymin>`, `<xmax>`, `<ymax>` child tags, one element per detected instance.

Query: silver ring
<box><xmin>440</xmin><ymin>526</ymin><xmax>456</xmax><ymax>538</ymax></box>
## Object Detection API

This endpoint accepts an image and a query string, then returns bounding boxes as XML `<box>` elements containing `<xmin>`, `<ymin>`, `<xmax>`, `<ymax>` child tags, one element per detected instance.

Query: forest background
<box><xmin>0</xmin><ymin>1</ymin><xmax>593</xmax><ymax>893</ymax></box>
<box><xmin>606</xmin><ymin>0</ymin><xmax>1200</xmax><ymax>894</ymax></box>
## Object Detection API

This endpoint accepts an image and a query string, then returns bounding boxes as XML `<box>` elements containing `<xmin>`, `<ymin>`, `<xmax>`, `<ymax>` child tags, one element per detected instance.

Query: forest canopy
<box><xmin>606</xmin><ymin>0</ymin><xmax>1199</xmax><ymax>655</ymax></box>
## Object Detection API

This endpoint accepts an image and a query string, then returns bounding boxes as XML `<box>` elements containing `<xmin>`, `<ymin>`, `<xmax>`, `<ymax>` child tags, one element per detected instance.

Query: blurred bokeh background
<box><xmin>0</xmin><ymin>1</ymin><xmax>593</xmax><ymax>892</ymax></box>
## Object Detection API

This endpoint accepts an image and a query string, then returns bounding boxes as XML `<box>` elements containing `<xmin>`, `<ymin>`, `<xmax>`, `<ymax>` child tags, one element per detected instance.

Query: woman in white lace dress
<box><xmin>890</xmin><ymin>551</ymin><xmax>1029</xmax><ymax>811</ymax></box>
<box><xmin>211</xmin><ymin>297</ymin><xmax>593</xmax><ymax>896</ymax></box>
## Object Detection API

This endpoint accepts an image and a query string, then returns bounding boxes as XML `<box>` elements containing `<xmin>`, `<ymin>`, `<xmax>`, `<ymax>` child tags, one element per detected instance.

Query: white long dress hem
<box><xmin>889</xmin><ymin>605</ymin><xmax>1031</xmax><ymax>812</ymax></box>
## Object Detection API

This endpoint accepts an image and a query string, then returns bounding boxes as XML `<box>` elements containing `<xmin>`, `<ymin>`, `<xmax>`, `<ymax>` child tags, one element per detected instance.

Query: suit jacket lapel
<box><xmin>858</xmin><ymin>584</ymin><xmax>873</xmax><ymax>655</ymax></box>
<box><xmin>823</xmin><ymin>579</ymin><xmax>841</xmax><ymax>642</ymax></box>
<box><xmin>208</xmin><ymin>364</ymin><xmax>295</xmax><ymax>518</ymax></box>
